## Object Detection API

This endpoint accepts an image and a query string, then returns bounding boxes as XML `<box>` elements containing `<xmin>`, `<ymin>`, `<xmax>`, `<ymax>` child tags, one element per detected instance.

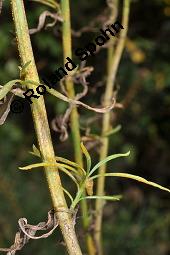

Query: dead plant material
<box><xmin>29</xmin><ymin>11</ymin><xmax>63</xmax><ymax>35</ymax></box>
<box><xmin>0</xmin><ymin>94</ymin><xmax>14</xmax><ymax>125</ymax></box>
<box><xmin>51</xmin><ymin>64</ymin><xmax>122</xmax><ymax>141</ymax></box>
<box><xmin>71</xmin><ymin>0</ymin><xmax>117</xmax><ymax>37</ymax></box>
<box><xmin>0</xmin><ymin>209</ymin><xmax>58</xmax><ymax>254</ymax></box>
<box><xmin>51</xmin><ymin>65</ymin><xmax>94</xmax><ymax>141</ymax></box>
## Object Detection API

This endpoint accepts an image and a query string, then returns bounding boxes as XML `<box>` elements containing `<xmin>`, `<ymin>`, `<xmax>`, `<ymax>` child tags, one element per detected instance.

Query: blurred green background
<box><xmin>0</xmin><ymin>0</ymin><xmax>170</xmax><ymax>254</ymax></box>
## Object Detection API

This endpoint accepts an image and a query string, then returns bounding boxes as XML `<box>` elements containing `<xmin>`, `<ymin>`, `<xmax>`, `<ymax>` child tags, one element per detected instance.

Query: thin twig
<box><xmin>61</xmin><ymin>1</ymin><xmax>96</xmax><ymax>254</ymax></box>
<box><xmin>94</xmin><ymin>0</ymin><xmax>131</xmax><ymax>254</ymax></box>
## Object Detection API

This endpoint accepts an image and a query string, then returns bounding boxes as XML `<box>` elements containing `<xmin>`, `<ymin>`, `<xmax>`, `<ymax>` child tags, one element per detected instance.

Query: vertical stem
<box><xmin>11</xmin><ymin>1</ymin><xmax>82</xmax><ymax>254</ymax></box>
<box><xmin>60</xmin><ymin>1</ymin><xmax>96</xmax><ymax>254</ymax></box>
<box><xmin>94</xmin><ymin>1</ymin><xmax>130</xmax><ymax>254</ymax></box>
<box><xmin>60</xmin><ymin>0</ymin><xmax>83</xmax><ymax>167</ymax></box>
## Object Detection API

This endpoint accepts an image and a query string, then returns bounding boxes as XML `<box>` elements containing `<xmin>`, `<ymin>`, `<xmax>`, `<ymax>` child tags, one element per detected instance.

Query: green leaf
<box><xmin>31</xmin><ymin>0</ymin><xmax>60</xmax><ymax>10</ymax></box>
<box><xmin>57</xmin><ymin>163</ymin><xmax>78</xmax><ymax>175</ymax></box>
<box><xmin>89</xmin><ymin>151</ymin><xmax>130</xmax><ymax>176</ymax></box>
<box><xmin>103</xmin><ymin>125</ymin><xmax>122</xmax><ymax>137</ymax></box>
<box><xmin>56</xmin><ymin>156</ymin><xmax>86</xmax><ymax>175</ymax></box>
<box><xmin>29</xmin><ymin>144</ymin><xmax>41</xmax><ymax>157</ymax></box>
<box><xmin>81</xmin><ymin>142</ymin><xmax>91</xmax><ymax>173</ymax></box>
<box><xmin>19</xmin><ymin>162</ymin><xmax>58</xmax><ymax>170</ymax></box>
<box><xmin>19</xmin><ymin>60</ymin><xmax>31</xmax><ymax>81</ymax></box>
<box><xmin>0</xmin><ymin>79</ymin><xmax>21</xmax><ymax>101</ymax></box>
<box><xmin>58</xmin><ymin>166</ymin><xmax>80</xmax><ymax>190</ymax></box>
<box><xmin>79</xmin><ymin>195</ymin><xmax>122</xmax><ymax>201</ymax></box>
<box><xmin>61</xmin><ymin>187</ymin><xmax>74</xmax><ymax>203</ymax></box>
<box><xmin>90</xmin><ymin>173</ymin><xmax>170</xmax><ymax>193</ymax></box>
<box><xmin>19</xmin><ymin>162</ymin><xmax>80</xmax><ymax>190</ymax></box>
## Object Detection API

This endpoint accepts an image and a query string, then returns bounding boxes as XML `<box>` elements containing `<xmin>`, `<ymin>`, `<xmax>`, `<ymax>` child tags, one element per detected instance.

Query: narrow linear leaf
<box><xmin>61</xmin><ymin>186</ymin><xmax>74</xmax><ymax>203</ymax></box>
<box><xmin>56</xmin><ymin>156</ymin><xmax>86</xmax><ymax>175</ymax></box>
<box><xmin>79</xmin><ymin>195</ymin><xmax>122</xmax><ymax>201</ymax></box>
<box><xmin>28</xmin><ymin>80</ymin><xmax>116</xmax><ymax>113</ymax></box>
<box><xmin>81</xmin><ymin>142</ymin><xmax>91</xmax><ymax>173</ymax></box>
<box><xmin>19</xmin><ymin>60</ymin><xmax>31</xmax><ymax>76</ymax></box>
<box><xmin>31</xmin><ymin>0</ymin><xmax>60</xmax><ymax>10</ymax></box>
<box><xmin>89</xmin><ymin>152</ymin><xmax>130</xmax><ymax>176</ymax></box>
<box><xmin>58</xmin><ymin>166</ymin><xmax>80</xmax><ymax>190</ymax></box>
<box><xmin>90</xmin><ymin>173</ymin><xmax>170</xmax><ymax>193</ymax></box>
<box><xmin>19</xmin><ymin>162</ymin><xmax>80</xmax><ymax>189</ymax></box>
<box><xmin>28</xmin><ymin>146</ymin><xmax>85</xmax><ymax>176</ymax></box>
<box><xmin>19</xmin><ymin>162</ymin><xmax>58</xmax><ymax>170</ymax></box>
<box><xmin>57</xmin><ymin>163</ymin><xmax>78</xmax><ymax>175</ymax></box>
<box><xmin>0</xmin><ymin>79</ymin><xmax>21</xmax><ymax>101</ymax></box>
<box><xmin>29</xmin><ymin>144</ymin><xmax>41</xmax><ymax>157</ymax></box>
<box><xmin>103</xmin><ymin>125</ymin><xmax>122</xmax><ymax>137</ymax></box>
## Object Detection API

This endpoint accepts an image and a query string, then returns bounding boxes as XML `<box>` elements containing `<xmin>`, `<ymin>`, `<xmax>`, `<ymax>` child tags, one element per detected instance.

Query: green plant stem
<box><xmin>60</xmin><ymin>1</ymin><xmax>96</xmax><ymax>255</ymax></box>
<box><xmin>60</xmin><ymin>0</ymin><xmax>83</xmax><ymax>167</ymax></box>
<box><xmin>94</xmin><ymin>0</ymin><xmax>130</xmax><ymax>254</ymax></box>
<box><xmin>61</xmin><ymin>0</ymin><xmax>95</xmax><ymax>255</ymax></box>
<box><xmin>11</xmin><ymin>1</ymin><xmax>82</xmax><ymax>254</ymax></box>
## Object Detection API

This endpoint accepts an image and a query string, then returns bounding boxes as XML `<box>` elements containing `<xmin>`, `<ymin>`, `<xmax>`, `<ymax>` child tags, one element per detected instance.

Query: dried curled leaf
<box><xmin>0</xmin><ymin>210</ymin><xmax>58</xmax><ymax>254</ymax></box>
<box><xmin>0</xmin><ymin>93</ymin><xmax>14</xmax><ymax>125</ymax></box>
<box><xmin>27</xmin><ymin>80</ymin><xmax>116</xmax><ymax>114</ymax></box>
<box><xmin>52</xmin><ymin>66</ymin><xmax>92</xmax><ymax>141</ymax></box>
<box><xmin>18</xmin><ymin>209</ymin><xmax>58</xmax><ymax>240</ymax></box>
<box><xmin>46</xmin><ymin>85</ymin><xmax>116</xmax><ymax>113</ymax></box>
<box><xmin>0</xmin><ymin>77</ymin><xmax>26</xmax><ymax>125</ymax></box>
<box><xmin>29</xmin><ymin>11</ymin><xmax>63</xmax><ymax>35</ymax></box>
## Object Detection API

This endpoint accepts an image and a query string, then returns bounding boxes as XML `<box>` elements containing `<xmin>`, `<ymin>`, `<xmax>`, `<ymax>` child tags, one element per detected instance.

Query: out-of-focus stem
<box><xmin>11</xmin><ymin>0</ymin><xmax>82</xmax><ymax>254</ymax></box>
<box><xmin>94</xmin><ymin>1</ymin><xmax>130</xmax><ymax>254</ymax></box>
<box><xmin>60</xmin><ymin>1</ymin><xmax>96</xmax><ymax>254</ymax></box>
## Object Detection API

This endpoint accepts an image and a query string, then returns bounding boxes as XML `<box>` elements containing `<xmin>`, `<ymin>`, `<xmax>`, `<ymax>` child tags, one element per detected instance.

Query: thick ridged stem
<box><xmin>94</xmin><ymin>1</ymin><xmax>130</xmax><ymax>254</ymax></box>
<box><xmin>11</xmin><ymin>1</ymin><xmax>82</xmax><ymax>254</ymax></box>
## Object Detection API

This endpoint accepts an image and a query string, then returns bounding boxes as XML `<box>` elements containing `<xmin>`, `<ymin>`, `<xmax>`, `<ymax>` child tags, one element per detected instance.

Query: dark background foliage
<box><xmin>0</xmin><ymin>0</ymin><xmax>170</xmax><ymax>254</ymax></box>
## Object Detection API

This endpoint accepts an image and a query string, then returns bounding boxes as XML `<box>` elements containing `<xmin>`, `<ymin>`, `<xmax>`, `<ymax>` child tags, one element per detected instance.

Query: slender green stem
<box><xmin>71</xmin><ymin>181</ymin><xmax>87</xmax><ymax>210</ymax></box>
<box><xmin>94</xmin><ymin>0</ymin><xmax>130</xmax><ymax>254</ymax></box>
<box><xmin>11</xmin><ymin>1</ymin><xmax>82</xmax><ymax>254</ymax></box>
<box><xmin>60</xmin><ymin>0</ymin><xmax>83</xmax><ymax>166</ymax></box>
<box><xmin>60</xmin><ymin>1</ymin><xmax>96</xmax><ymax>254</ymax></box>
